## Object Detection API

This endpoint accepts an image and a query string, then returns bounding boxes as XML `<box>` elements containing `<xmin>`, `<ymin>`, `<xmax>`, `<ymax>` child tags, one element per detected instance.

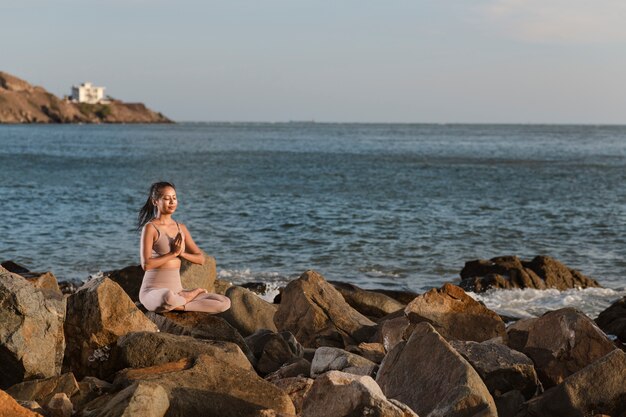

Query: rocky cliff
<box><xmin>0</xmin><ymin>71</ymin><xmax>171</xmax><ymax>123</ymax></box>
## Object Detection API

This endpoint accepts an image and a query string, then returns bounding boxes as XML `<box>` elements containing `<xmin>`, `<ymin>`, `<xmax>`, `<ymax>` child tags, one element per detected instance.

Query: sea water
<box><xmin>1</xmin><ymin>123</ymin><xmax>625</xmax><ymax>318</ymax></box>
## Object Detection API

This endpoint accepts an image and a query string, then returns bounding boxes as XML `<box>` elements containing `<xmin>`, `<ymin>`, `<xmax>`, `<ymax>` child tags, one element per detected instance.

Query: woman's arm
<box><xmin>178</xmin><ymin>223</ymin><xmax>205</xmax><ymax>265</ymax></box>
<box><xmin>140</xmin><ymin>224</ymin><xmax>183</xmax><ymax>270</ymax></box>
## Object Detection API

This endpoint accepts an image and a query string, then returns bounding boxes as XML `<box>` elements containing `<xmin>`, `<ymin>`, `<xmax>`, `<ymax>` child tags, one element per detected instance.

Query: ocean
<box><xmin>1</xmin><ymin>123</ymin><xmax>625</xmax><ymax>319</ymax></box>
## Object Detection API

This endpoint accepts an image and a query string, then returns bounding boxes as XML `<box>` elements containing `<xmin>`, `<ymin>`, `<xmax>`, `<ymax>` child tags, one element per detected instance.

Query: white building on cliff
<box><xmin>71</xmin><ymin>82</ymin><xmax>105</xmax><ymax>104</ymax></box>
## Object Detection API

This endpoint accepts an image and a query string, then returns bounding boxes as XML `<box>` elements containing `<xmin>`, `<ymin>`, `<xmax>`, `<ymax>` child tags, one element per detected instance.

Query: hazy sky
<box><xmin>2</xmin><ymin>0</ymin><xmax>625</xmax><ymax>123</ymax></box>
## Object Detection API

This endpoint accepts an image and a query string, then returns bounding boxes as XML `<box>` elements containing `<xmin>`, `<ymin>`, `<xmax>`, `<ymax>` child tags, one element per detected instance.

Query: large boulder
<box><xmin>520</xmin><ymin>349</ymin><xmax>626</xmax><ymax>417</ymax></box>
<box><xmin>0</xmin><ymin>389</ymin><xmax>41</xmax><ymax>417</ymax></box>
<box><xmin>310</xmin><ymin>347</ymin><xmax>378</xmax><ymax>378</ymax></box>
<box><xmin>372</xmin><ymin>315</ymin><xmax>411</xmax><ymax>353</ymax></box>
<box><xmin>507</xmin><ymin>307</ymin><xmax>616</xmax><ymax>388</ymax></box>
<box><xmin>110</xmin><ymin>354</ymin><xmax>296</xmax><ymax>416</ymax></box>
<box><xmin>76</xmin><ymin>381</ymin><xmax>169</xmax><ymax>417</ymax></box>
<box><xmin>1</xmin><ymin>261</ymin><xmax>63</xmax><ymax>299</ymax></box>
<box><xmin>63</xmin><ymin>276</ymin><xmax>159</xmax><ymax>380</ymax></box>
<box><xmin>302</xmin><ymin>371</ymin><xmax>417</xmax><ymax>417</ymax></box>
<box><xmin>596</xmin><ymin>296</ymin><xmax>626</xmax><ymax>343</ymax></box>
<box><xmin>270</xmin><ymin>377</ymin><xmax>314</xmax><ymax>416</ymax></box>
<box><xmin>329</xmin><ymin>281</ymin><xmax>406</xmax><ymax>318</ymax></box>
<box><xmin>145</xmin><ymin>310</ymin><xmax>255</xmax><ymax>364</ymax></box>
<box><xmin>274</xmin><ymin>270</ymin><xmax>376</xmax><ymax>348</ymax></box>
<box><xmin>459</xmin><ymin>255</ymin><xmax>601</xmax><ymax>292</ymax></box>
<box><xmin>404</xmin><ymin>283</ymin><xmax>506</xmax><ymax>342</ymax></box>
<box><xmin>245</xmin><ymin>330</ymin><xmax>303</xmax><ymax>375</ymax></box>
<box><xmin>114</xmin><ymin>331</ymin><xmax>253</xmax><ymax>372</ymax></box>
<box><xmin>376</xmin><ymin>322</ymin><xmax>497</xmax><ymax>417</ymax></box>
<box><xmin>5</xmin><ymin>373</ymin><xmax>79</xmax><ymax>407</ymax></box>
<box><xmin>0</xmin><ymin>267</ymin><xmax>66</xmax><ymax>389</ymax></box>
<box><xmin>449</xmin><ymin>340</ymin><xmax>541</xmax><ymax>400</ymax></box>
<box><xmin>218</xmin><ymin>286</ymin><xmax>278</xmax><ymax>337</ymax></box>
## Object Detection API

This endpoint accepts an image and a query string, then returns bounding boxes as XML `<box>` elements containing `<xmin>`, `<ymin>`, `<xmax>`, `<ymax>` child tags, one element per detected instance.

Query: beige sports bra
<box><xmin>150</xmin><ymin>222</ymin><xmax>181</xmax><ymax>258</ymax></box>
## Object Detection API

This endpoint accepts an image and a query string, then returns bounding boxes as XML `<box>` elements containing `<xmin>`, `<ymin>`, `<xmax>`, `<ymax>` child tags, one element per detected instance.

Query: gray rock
<box><xmin>265</xmin><ymin>358</ymin><xmax>312</xmax><ymax>381</ymax></box>
<box><xmin>310</xmin><ymin>347</ymin><xmax>378</xmax><ymax>378</ymax></box>
<box><xmin>245</xmin><ymin>329</ymin><xmax>303</xmax><ymax>375</ymax></box>
<box><xmin>0</xmin><ymin>266</ymin><xmax>66</xmax><ymax>389</ymax></box>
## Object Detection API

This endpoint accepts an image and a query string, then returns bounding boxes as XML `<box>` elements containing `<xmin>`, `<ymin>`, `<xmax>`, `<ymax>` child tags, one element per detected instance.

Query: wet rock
<box><xmin>596</xmin><ymin>296</ymin><xmax>626</xmax><ymax>344</ymax></box>
<box><xmin>459</xmin><ymin>255</ymin><xmax>601</xmax><ymax>292</ymax></box>
<box><xmin>114</xmin><ymin>331</ymin><xmax>253</xmax><ymax>373</ymax></box>
<box><xmin>520</xmin><ymin>349</ymin><xmax>626</xmax><ymax>417</ymax></box>
<box><xmin>376</xmin><ymin>322</ymin><xmax>497</xmax><ymax>417</ymax></box>
<box><xmin>245</xmin><ymin>329</ymin><xmax>303</xmax><ymax>375</ymax></box>
<box><xmin>0</xmin><ymin>266</ymin><xmax>66</xmax><ymax>389</ymax></box>
<box><xmin>404</xmin><ymin>283</ymin><xmax>506</xmax><ymax>342</ymax></box>
<box><xmin>265</xmin><ymin>358</ymin><xmax>312</xmax><ymax>381</ymax></box>
<box><xmin>218</xmin><ymin>286</ymin><xmax>278</xmax><ymax>337</ymax></box>
<box><xmin>46</xmin><ymin>393</ymin><xmax>73</xmax><ymax>417</ymax></box>
<box><xmin>302</xmin><ymin>370</ymin><xmax>417</xmax><ymax>417</ymax></box>
<box><xmin>112</xmin><ymin>354</ymin><xmax>296</xmax><ymax>416</ymax></box>
<box><xmin>0</xmin><ymin>389</ymin><xmax>42</xmax><ymax>416</ymax></box>
<box><xmin>145</xmin><ymin>310</ymin><xmax>255</xmax><ymax>364</ymax></box>
<box><xmin>329</xmin><ymin>281</ymin><xmax>406</xmax><ymax>318</ymax></box>
<box><xmin>506</xmin><ymin>307</ymin><xmax>616</xmax><ymax>388</ymax></box>
<box><xmin>6</xmin><ymin>372</ymin><xmax>79</xmax><ymax>407</ymax></box>
<box><xmin>449</xmin><ymin>340</ymin><xmax>541</xmax><ymax>399</ymax></box>
<box><xmin>63</xmin><ymin>276</ymin><xmax>158</xmax><ymax>380</ymax></box>
<box><xmin>77</xmin><ymin>381</ymin><xmax>169</xmax><ymax>417</ymax></box>
<box><xmin>310</xmin><ymin>347</ymin><xmax>378</xmax><ymax>377</ymax></box>
<box><xmin>270</xmin><ymin>377</ymin><xmax>314</xmax><ymax>416</ymax></box>
<box><xmin>274</xmin><ymin>270</ymin><xmax>376</xmax><ymax>348</ymax></box>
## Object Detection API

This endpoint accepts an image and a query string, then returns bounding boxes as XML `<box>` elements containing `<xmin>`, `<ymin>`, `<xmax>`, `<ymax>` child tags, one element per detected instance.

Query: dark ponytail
<box><xmin>137</xmin><ymin>181</ymin><xmax>176</xmax><ymax>230</ymax></box>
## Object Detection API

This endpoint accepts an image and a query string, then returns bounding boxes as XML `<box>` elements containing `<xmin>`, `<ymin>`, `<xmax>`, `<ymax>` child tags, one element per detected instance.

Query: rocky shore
<box><xmin>0</xmin><ymin>72</ymin><xmax>171</xmax><ymax>124</ymax></box>
<box><xmin>0</xmin><ymin>255</ymin><xmax>624</xmax><ymax>417</ymax></box>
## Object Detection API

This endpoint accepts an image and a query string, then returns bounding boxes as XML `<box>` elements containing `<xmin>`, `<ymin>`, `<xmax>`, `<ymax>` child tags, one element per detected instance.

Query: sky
<box><xmin>1</xmin><ymin>0</ymin><xmax>626</xmax><ymax>123</ymax></box>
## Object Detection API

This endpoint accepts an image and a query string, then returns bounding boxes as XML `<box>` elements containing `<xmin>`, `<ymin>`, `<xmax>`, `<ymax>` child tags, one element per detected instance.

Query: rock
<box><xmin>71</xmin><ymin>377</ymin><xmax>113</xmax><ymax>411</ymax></box>
<box><xmin>373</xmin><ymin>315</ymin><xmax>411</xmax><ymax>353</ymax></box>
<box><xmin>245</xmin><ymin>329</ymin><xmax>303</xmax><ymax>375</ymax></box>
<box><xmin>1</xmin><ymin>260</ymin><xmax>62</xmax><ymax>298</ymax></box>
<box><xmin>63</xmin><ymin>276</ymin><xmax>159</xmax><ymax>380</ymax></box>
<box><xmin>596</xmin><ymin>296</ymin><xmax>626</xmax><ymax>343</ymax></box>
<box><xmin>104</xmin><ymin>264</ymin><xmax>143</xmax><ymax>301</ymax></box>
<box><xmin>506</xmin><ymin>307</ymin><xmax>616</xmax><ymax>388</ymax></box>
<box><xmin>218</xmin><ymin>286</ymin><xmax>278</xmax><ymax>337</ymax></box>
<box><xmin>449</xmin><ymin>340</ymin><xmax>541</xmax><ymax>399</ymax></box>
<box><xmin>270</xmin><ymin>377</ymin><xmax>314</xmax><ymax>416</ymax></box>
<box><xmin>310</xmin><ymin>347</ymin><xmax>378</xmax><ymax>377</ymax></box>
<box><xmin>77</xmin><ymin>381</ymin><xmax>169</xmax><ymax>417</ymax></box>
<box><xmin>329</xmin><ymin>281</ymin><xmax>406</xmax><ymax>318</ymax></box>
<box><xmin>521</xmin><ymin>349</ymin><xmax>626</xmax><ymax>417</ymax></box>
<box><xmin>302</xmin><ymin>370</ymin><xmax>417</xmax><ymax>417</ymax></box>
<box><xmin>265</xmin><ymin>358</ymin><xmax>312</xmax><ymax>381</ymax></box>
<box><xmin>0</xmin><ymin>389</ymin><xmax>41</xmax><ymax>417</ymax></box>
<box><xmin>274</xmin><ymin>270</ymin><xmax>376</xmax><ymax>348</ymax></box>
<box><xmin>376</xmin><ymin>322</ymin><xmax>497</xmax><ymax>417</ymax></box>
<box><xmin>404</xmin><ymin>283</ymin><xmax>506</xmax><ymax>342</ymax></box>
<box><xmin>0</xmin><ymin>266</ymin><xmax>66</xmax><ymax>389</ymax></box>
<box><xmin>145</xmin><ymin>310</ymin><xmax>255</xmax><ymax>364</ymax></box>
<box><xmin>459</xmin><ymin>255</ymin><xmax>601</xmax><ymax>292</ymax></box>
<box><xmin>112</xmin><ymin>354</ymin><xmax>296</xmax><ymax>416</ymax></box>
<box><xmin>494</xmin><ymin>390</ymin><xmax>525</xmax><ymax>417</ymax></box>
<box><xmin>6</xmin><ymin>373</ymin><xmax>79</xmax><ymax>407</ymax></box>
<box><xmin>46</xmin><ymin>393</ymin><xmax>73</xmax><ymax>417</ymax></box>
<box><xmin>346</xmin><ymin>342</ymin><xmax>386</xmax><ymax>364</ymax></box>
<box><xmin>374</xmin><ymin>289</ymin><xmax>420</xmax><ymax>305</ymax></box>
<box><xmin>114</xmin><ymin>331</ymin><xmax>253</xmax><ymax>373</ymax></box>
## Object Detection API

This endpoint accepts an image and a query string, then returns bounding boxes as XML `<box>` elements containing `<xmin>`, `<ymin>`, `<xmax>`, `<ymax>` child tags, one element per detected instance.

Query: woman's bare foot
<box><xmin>178</xmin><ymin>288</ymin><xmax>206</xmax><ymax>302</ymax></box>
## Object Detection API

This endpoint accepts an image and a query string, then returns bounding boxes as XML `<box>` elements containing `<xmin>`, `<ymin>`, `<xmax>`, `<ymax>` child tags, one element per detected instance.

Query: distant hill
<box><xmin>0</xmin><ymin>71</ymin><xmax>172</xmax><ymax>124</ymax></box>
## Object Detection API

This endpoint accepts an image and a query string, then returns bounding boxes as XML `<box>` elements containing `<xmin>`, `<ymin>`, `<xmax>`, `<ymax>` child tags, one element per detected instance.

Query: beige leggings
<box><xmin>139</xmin><ymin>268</ymin><xmax>231</xmax><ymax>313</ymax></box>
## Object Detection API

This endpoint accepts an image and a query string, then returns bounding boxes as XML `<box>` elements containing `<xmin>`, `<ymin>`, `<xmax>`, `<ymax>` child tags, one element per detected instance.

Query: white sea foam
<box><xmin>218</xmin><ymin>268</ymin><xmax>288</xmax><ymax>302</ymax></box>
<box><xmin>467</xmin><ymin>287</ymin><xmax>626</xmax><ymax>319</ymax></box>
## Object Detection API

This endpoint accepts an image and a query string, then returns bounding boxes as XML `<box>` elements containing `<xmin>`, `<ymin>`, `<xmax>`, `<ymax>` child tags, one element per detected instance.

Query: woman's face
<box><xmin>154</xmin><ymin>186</ymin><xmax>177</xmax><ymax>215</ymax></box>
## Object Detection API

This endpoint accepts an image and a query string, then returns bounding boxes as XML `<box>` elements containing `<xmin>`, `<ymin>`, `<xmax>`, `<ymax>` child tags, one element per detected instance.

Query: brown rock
<box><xmin>77</xmin><ymin>381</ymin><xmax>169</xmax><ymax>417</ymax></box>
<box><xmin>0</xmin><ymin>267</ymin><xmax>66</xmax><ymax>389</ymax></box>
<box><xmin>113</xmin><ymin>354</ymin><xmax>296</xmax><ymax>416</ymax></box>
<box><xmin>245</xmin><ymin>330</ymin><xmax>303</xmax><ymax>375</ymax></box>
<box><xmin>376</xmin><ymin>322</ymin><xmax>497</xmax><ymax>417</ymax></box>
<box><xmin>373</xmin><ymin>315</ymin><xmax>411</xmax><ymax>353</ymax></box>
<box><xmin>104</xmin><ymin>264</ymin><xmax>143</xmax><ymax>301</ymax></box>
<box><xmin>302</xmin><ymin>370</ymin><xmax>417</xmax><ymax>417</ymax></box>
<box><xmin>346</xmin><ymin>342</ymin><xmax>386</xmax><ymax>364</ymax></box>
<box><xmin>6</xmin><ymin>373</ymin><xmax>79</xmax><ymax>407</ymax></box>
<box><xmin>404</xmin><ymin>283</ymin><xmax>506</xmax><ymax>342</ymax></box>
<box><xmin>71</xmin><ymin>377</ymin><xmax>113</xmax><ymax>411</ymax></box>
<box><xmin>596</xmin><ymin>296</ymin><xmax>626</xmax><ymax>343</ymax></box>
<box><xmin>374</xmin><ymin>289</ymin><xmax>420</xmax><ymax>305</ymax></box>
<box><xmin>63</xmin><ymin>276</ymin><xmax>159</xmax><ymax>380</ymax></box>
<box><xmin>506</xmin><ymin>307</ymin><xmax>616</xmax><ymax>388</ymax></box>
<box><xmin>274</xmin><ymin>270</ymin><xmax>376</xmax><ymax>348</ymax></box>
<box><xmin>270</xmin><ymin>377</ymin><xmax>314</xmax><ymax>416</ymax></box>
<box><xmin>329</xmin><ymin>281</ymin><xmax>406</xmax><ymax>318</ymax></box>
<box><xmin>1</xmin><ymin>261</ymin><xmax>62</xmax><ymax>298</ymax></box>
<box><xmin>265</xmin><ymin>358</ymin><xmax>312</xmax><ymax>381</ymax></box>
<box><xmin>0</xmin><ymin>389</ymin><xmax>41</xmax><ymax>417</ymax></box>
<box><xmin>521</xmin><ymin>349</ymin><xmax>626</xmax><ymax>417</ymax></box>
<box><xmin>145</xmin><ymin>310</ymin><xmax>255</xmax><ymax>364</ymax></box>
<box><xmin>449</xmin><ymin>340</ymin><xmax>541</xmax><ymax>399</ymax></box>
<box><xmin>459</xmin><ymin>255</ymin><xmax>601</xmax><ymax>292</ymax></box>
<box><xmin>310</xmin><ymin>347</ymin><xmax>378</xmax><ymax>377</ymax></box>
<box><xmin>218</xmin><ymin>286</ymin><xmax>278</xmax><ymax>337</ymax></box>
<box><xmin>45</xmin><ymin>393</ymin><xmax>73</xmax><ymax>417</ymax></box>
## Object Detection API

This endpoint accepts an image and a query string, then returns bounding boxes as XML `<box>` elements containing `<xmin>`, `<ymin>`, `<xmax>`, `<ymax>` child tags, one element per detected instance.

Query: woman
<box><xmin>137</xmin><ymin>181</ymin><xmax>231</xmax><ymax>313</ymax></box>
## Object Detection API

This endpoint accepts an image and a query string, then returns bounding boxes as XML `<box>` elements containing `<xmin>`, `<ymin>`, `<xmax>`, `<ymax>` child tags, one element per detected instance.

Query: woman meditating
<box><xmin>137</xmin><ymin>181</ymin><xmax>231</xmax><ymax>313</ymax></box>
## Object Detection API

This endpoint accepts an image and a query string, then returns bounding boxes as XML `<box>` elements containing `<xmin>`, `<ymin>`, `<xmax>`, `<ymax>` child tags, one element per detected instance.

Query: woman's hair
<box><xmin>137</xmin><ymin>181</ymin><xmax>176</xmax><ymax>230</ymax></box>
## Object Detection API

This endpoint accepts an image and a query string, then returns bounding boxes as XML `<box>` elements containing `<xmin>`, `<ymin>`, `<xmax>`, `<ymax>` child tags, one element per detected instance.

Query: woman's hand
<box><xmin>171</xmin><ymin>232</ymin><xmax>186</xmax><ymax>256</ymax></box>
